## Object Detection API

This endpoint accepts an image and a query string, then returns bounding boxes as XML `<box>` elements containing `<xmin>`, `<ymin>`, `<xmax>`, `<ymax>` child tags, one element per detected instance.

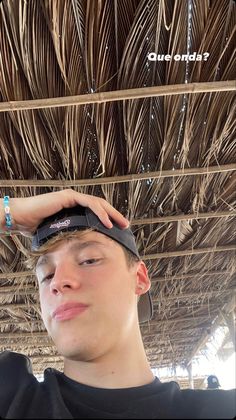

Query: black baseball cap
<box><xmin>32</xmin><ymin>205</ymin><xmax>153</xmax><ymax>323</ymax></box>
<box><xmin>207</xmin><ymin>375</ymin><xmax>221</xmax><ymax>388</ymax></box>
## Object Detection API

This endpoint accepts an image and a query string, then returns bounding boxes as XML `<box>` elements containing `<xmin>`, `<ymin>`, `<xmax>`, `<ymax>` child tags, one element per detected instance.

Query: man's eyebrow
<box><xmin>36</xmin><ymin>255</ymin><xmax>50</xmax><ymax>270</ymax></box>
<box><xmin>36</xmin><ymin>240</ymin><xmax>107</xmax><ymax>269</ymax></box>
<box><xmin>69</xmin><ymin>240</ymin><xmax>107</xmax><ymax>254</ymax></box>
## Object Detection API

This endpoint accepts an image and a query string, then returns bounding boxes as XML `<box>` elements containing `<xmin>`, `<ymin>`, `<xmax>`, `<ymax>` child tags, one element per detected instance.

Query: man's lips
<box><xmin>52</xmin><ymin>302</ymin><xmax>89</xmax><ymax>321</ymax></box>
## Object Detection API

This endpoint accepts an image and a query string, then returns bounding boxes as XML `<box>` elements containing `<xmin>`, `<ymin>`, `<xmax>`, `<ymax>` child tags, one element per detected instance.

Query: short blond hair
<box><xmin>25</xmin><ymin>229</ymin><xmax>140</xmax><ymax>271</ymax></box>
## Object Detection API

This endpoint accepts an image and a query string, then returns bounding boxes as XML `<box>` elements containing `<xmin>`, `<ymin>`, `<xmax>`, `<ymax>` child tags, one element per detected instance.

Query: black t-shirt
<box><xmin>0</xmin><ymin>351</ymin><xmax>235</xmax><ymax>419</ymax></box>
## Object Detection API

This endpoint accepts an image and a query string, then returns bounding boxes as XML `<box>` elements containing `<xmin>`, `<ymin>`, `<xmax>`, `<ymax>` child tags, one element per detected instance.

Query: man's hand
<box><xmin>1</xmin><ymin>189</ymin><xmax>129</xmax><ymax>236</ymax></box>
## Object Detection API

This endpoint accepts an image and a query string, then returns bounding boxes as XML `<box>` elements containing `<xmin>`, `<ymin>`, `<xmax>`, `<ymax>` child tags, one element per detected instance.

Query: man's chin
<box><xmin>60</xmin><ymin>348</ymin><xmax>98</xmax><ymax>363</ymax></box>
<box><xmin>53</xmin><ymin>339</ymin><xmax>95</xmax><ymax>362</ymax></box>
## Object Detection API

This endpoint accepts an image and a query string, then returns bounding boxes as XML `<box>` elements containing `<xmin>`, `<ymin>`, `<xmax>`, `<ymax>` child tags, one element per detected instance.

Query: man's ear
<box><xmin>135</xmin><ymin>261</ymin><xmax>151</xmax><ymax>296</ymax></box>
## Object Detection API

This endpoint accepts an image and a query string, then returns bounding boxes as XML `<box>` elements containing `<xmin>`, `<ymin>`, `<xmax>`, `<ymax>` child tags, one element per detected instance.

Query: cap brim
<box><xmin>138</xmin><ymin>291</ymin><xmax>153</xmax><ymax>323</ymax></box>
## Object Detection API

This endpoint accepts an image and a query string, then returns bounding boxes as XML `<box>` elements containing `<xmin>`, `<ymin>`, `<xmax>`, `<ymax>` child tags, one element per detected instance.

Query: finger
<box><xmin>98</xmin><ymin>202</ymin><xmax>130</xmax><ymax>229</ymax></box>
<box><xmin>70</xmin><ymin>191</ymin><xmax>130</xmax><ymax>229</ymax></box>
<box><xmin>93</xmin><ymin>207</ymin><xmax>114</xmax><ymax>229</ymax></box>
<box><xmin>86</xmin><ymin>202</ymin><xmax>129</xmax><ymax>229</ymax></box>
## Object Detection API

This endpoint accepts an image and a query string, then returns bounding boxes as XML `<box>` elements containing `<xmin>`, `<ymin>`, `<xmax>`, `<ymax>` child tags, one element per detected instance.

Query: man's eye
<box><xmin>41</xmin><ymin>273</ymin><xmax>54</xmax><ymax>283</ymax></box>
<box><xmin>80</xmin><ymin>259</ymin><xmax>100</xmax><ymax>265</ymax></box>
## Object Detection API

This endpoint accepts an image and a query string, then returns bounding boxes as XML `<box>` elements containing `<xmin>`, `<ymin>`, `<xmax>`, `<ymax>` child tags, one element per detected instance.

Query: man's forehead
<box><xmin>36</xmin><ymin>232</ymin><xmax>115</xmax><ymax>269</ymax></box>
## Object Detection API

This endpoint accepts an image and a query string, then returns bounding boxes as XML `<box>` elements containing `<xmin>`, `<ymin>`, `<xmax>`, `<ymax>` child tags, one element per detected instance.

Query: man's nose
<box><xmin>50</xmin><ymin>261</ymin><xmax>81</xmax><ymax>294</ymax></box>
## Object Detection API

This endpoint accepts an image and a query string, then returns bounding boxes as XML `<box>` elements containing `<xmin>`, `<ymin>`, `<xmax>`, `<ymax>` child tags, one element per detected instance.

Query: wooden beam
<box><xmin>151</xmin><ymin>270</ymin><xmax>234</xmax><ymax>283</ymax></box>
<box><xmin>148</xmin><ymin>351</ymin><xmax>190</xmax><ymax>360</ymax></box>
<box><xmin>33</xmin><ymin>361</ymin><xmax>63</xmax><ymax>368</ymax></box>
<box><xmin>142</xmin><ymin>244</ymin><xmax>236</xmax><ymax>260</ymax></box>
<box><xmin>144</xmin><ymin>336</ymin><xmax>201</xmax><ymax>345</ymax></box>
<box><xmin>149</xmin><ymin>355</ymin><xmax>188</xmax><ymax>362</ymax></box>
<box><xmin>141</xmin><ymin>325</ymin><xmax>212</xmax><ymax>339</ymax></box>
<box><xmin>152</xmin><ymin>288</ymin><xmax>235</xmax><ymax>301</ymax></box>
<box><xmin>0</xmin><ymin>303</ymin><xmax>39</xmax><ymax>311</ymax></box>
<box><xmin>146</xmin><ymin>347</ymin><xmax>196</xmax><ymax>356</ymax></box>
<box><xmin>0</xmin><ymin>164</ymin><xmax>235</xmax><ymax>188</ymax></box>
<box><xmin>149</xmin><ymin>362</ymin><xmax>179</xmax><ymax>368</ymax></box>
<box><xmin>149</xmin><ymin>358</ymin><xmax>189</xmax><ymax>367</ymax></box>
<box><xmin>146</xmin><ymin>314</ymin><xmax>218</xmax><ymax>326</ymax></box>
<box><xmin>0</xmin><ymin>271</ymin><xmax>34</xmax><ymax>279</ymax></box>
<box><xmin>0</xmin><ymin>319</ymin><xmax>42</xmax><ymax>326</ymax></box>
<box><xmin>33</xmin><ymin>366</ymin><xmax>63</xmax><ymax>373</ymax></box>
<box><xmin>0</xmin><ymin>287</ymin><xmax>38</xmax><ymax>295</ymax></box>
<box><xmin>152</xmin><ymin>303</ymin><xmax>223</xmax><ymax>311</ymax></box>
<box><xmin>142</xmin><ymin>326</ymin><xmax>209</xmax><ymax>336</ymax></box>
<box><xmin>148</xmin><ymin>353</ymin><xmax>188</xmax><ymax>360</ymax></box>
<box><xmin>24</xmin><ymin>354</ymin><xmax>61</xmax><ymax>360</ymax></box>
<box><xmin>220</xmin><ymin>310</ymin><xmax>236</xmax><ymax>352</ymax></box>
<box><xmin>132</xmin><ymin>210</ymin><xmax>236</xmax><ymax>225</ymax></box>
<box><xmin>146</xmin><ymin>345</ymin><xmax>198</xmax><ymax>353</ymax></box>
<box><xmin>1</xmin><ymin>342</ymin><xmax>56</xmax><ymax>350</ymax></box>
<box><xmin>0</xmin><ymin>81</ymin><xmax>235</xmax><ymax>113</ymax></box>
<box><xmin>0</xmin><ymin>331</ymin><xmax>49</xmax><ymax>339</ymax></box>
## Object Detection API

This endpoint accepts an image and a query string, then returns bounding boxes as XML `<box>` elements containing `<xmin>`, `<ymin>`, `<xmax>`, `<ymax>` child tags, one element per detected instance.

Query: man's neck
<box><xmin>63</xmin><ymin>331</ymin><xmax>154</xmax><ymax>389</ymax></box>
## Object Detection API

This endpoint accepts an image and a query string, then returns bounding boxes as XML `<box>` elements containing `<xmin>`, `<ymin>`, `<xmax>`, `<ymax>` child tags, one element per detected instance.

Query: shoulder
<box><xmin>180</xmin><ymin>388</ymin><xmax>236</xmax><ymax>419</ymax></box>
<box><xmin>0</xmin><ymin>351</ymin><xmax>35</xmax><ymax>416</ymax></box>
<box><xmin>0</xmin><ymin>350</ymin><xmax>33</xmax><ymax>378</ymax></box>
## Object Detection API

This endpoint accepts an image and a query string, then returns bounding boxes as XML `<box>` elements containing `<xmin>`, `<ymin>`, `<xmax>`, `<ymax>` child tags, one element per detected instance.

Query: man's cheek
<box><xmin>39</xmin><ymin>297</ymin><xmax>49</xmax><ymax>328</ymax></box>
<box><xmin>40</xmin><ymin>307</ymin><xmax>47</xmax><ymax>327</ymax></box>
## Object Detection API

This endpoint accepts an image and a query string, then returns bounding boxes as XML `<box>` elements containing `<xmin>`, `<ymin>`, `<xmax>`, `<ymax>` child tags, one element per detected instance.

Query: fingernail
<box><xmin>122</xmin><ymin>222</ymin><xmax>130</xmax><ymax>229</ymax></box>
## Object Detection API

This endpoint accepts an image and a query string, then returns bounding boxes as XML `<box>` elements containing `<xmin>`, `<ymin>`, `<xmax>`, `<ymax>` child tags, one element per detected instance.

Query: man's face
<box><xmin>36</xmin><ymin>231</ymin><xmax>149</xmax><ymax>362</ymax></box>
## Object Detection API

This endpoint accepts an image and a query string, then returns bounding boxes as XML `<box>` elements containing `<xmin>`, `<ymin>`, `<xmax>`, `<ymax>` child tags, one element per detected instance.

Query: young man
<box><xmin>0</xmin><ymin>190</ymin><xmax>235</xmax><ymax>419</ymax></box>
<box><xmin>207</xmin><ymin>375</ymin><xmax>221</xmax><ymax>390</ymax></box>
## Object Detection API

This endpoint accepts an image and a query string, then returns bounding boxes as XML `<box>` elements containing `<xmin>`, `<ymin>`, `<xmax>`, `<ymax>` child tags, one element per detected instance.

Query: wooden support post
<box><xmin>220</xmin><ymin>310</ymin><xmax>236</xmax><ymax>352</ymax></box>
<box><xmin>186</xmin><ymin>362</ymin><xmax>194</xmax><ymax>389</ymax></box>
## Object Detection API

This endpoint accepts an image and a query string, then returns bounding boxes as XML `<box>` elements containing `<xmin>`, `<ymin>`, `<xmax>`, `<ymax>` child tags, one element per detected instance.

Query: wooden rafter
<box><xmin>0</xmin><ymin>163</ymin><xmax>236</xmax><ymax>188</ymax></box>
<box><xmin>0</xmin><ymin>81</ymin><xmax>235</xmax><ymax>113</ymax></box>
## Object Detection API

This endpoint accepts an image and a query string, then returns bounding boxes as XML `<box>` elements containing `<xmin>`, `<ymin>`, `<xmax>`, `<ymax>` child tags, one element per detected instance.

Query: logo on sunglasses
<box><xmin>50</xmin><ymin>219</ymin><xmax>71</xmax><ymax>229</ymax></box>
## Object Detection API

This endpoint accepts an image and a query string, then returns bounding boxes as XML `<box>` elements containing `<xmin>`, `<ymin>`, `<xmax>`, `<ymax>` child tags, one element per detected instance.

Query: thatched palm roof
<box><xmin>0</xmin><ymin>0</ymin><xmax>236</xmax><ymax>376</ymax></box>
